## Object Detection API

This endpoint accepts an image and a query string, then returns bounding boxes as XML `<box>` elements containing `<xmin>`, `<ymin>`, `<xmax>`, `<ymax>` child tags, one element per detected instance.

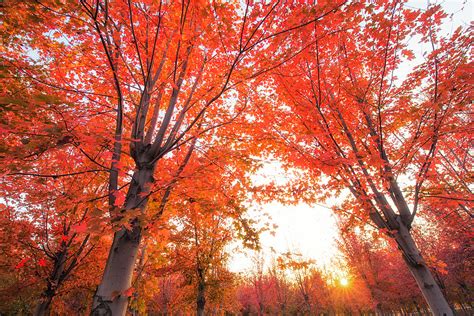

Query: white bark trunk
<box><xmin>394</xmin><ymin>218</ymin><xmax>453</xmax><ymax>316</ymax></box>
<box><xmin>92</xmin><ymin>167</ymin><xmax>154</xmax><ymax>316</ymax></box>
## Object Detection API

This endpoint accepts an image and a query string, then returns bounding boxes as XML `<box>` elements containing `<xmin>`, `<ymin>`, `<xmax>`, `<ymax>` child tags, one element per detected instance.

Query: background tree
<box><xmin>1</xmin><ymin>57</ymin><xmax>111</xmax><ymax>315</ymax></box>
<box><xmin>337</xmin><ymin>215</ymin><xmax>426</xmax><ymax>314</ymax></box>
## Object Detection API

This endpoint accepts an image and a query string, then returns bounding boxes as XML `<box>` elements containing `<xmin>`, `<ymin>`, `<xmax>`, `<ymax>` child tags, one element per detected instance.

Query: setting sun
<box><xmin>340</xmin><ymin>278</ymin><xmax>349</xmax><ymax>287</ymax></box>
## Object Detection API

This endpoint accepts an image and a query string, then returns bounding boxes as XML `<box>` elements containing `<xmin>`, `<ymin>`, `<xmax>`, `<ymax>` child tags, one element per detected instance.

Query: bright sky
<box><xmin>228</xmin><ymin>158</ymin><xmax>341</xmax><ymax>273</ymax></box>
<box><xmin>228</xmin><ymin>0</ymin><xmax>472</xmax><ymax>274</ymax></box>
<box><xmin>228</xmin><ymin>202</ymin><xmax>340</xmax><ymax>272</ymax></box>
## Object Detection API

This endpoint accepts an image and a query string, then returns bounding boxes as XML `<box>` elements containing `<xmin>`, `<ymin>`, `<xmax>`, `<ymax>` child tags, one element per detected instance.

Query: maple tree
<box><xmin>257</xmin><ymin>1</ymin><xmax>471</xmax><ymax>315</ymax></box>
<box><xmin>235</xmin><ymin>251</ymin><xmax>375</xmax><ymax>314</ymax></box>
<box><xmin>414</xmin><ymin>211</ymin><xmax>473</xmax><ymax>313</ymax></box>
<box><xmin>237</xmin><ymin>252</ymin><xmax>288</xmax><ymax>314</ymax></box>
<box><xmin>3</xmin><ymin>0</ymin><xmax>346</xmax><ymax>313</ymax></box>
<box><xmin>0</xmin><ymin>174</ymin><xmax>108</xmax><ymax>316</ymax></box>
<box><xmin>0</xmin><ymin>173</ymin><xmax>104</xmax><ymax>316</ymax></box>
<box><xmin>1</xmin><ymin>60</ymin><xmax>110</xmax><ymax>315</ymax></box>
<box><xmin>335</xmin><ymin>190</ymin><xmax>473</xmax><ymax>315</ymax></box>
<box><xmin>274</xmin><ymin>253</ymin><xmax>328</xmax><ymax>314</ymax></box>
<box><xmin>139</xmin><ymin>205</ymin><xmax>239</xmax><ymax>315</ymax></box>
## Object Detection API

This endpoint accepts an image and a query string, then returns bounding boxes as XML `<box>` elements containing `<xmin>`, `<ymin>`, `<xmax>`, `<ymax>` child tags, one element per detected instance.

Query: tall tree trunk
<box><xmin>413</xmin><ymin>300</ymin><xmax>422</xmax><ymax>315</ymax></box>
<box><xmin>258</xmin><ymin>302</ymin><xmax>264</xmax><ymax>316</ymax></box>
<box><xmin>91</xmin><ymin>225</ymin><xmax>141</xmax><ymax>315</ymax></box>
<box><xmin>92</xmin><ymin>167</ymin><xmax>154</xmax><ymax>316</ymax></box>
<box><xmin>303</xmin><ymin>293</ymin><xmax>311</xmax><ymax>314</ymax></box>
<box><xmin>34</xmin><ymin>293</ymin><xmax>54</xmax><ymax>316</ymax></box>
<box><xmin>197</xmin><ymin>280</ymin><xmax>206</xmax><ymax>316</ymax></box>
<box><xmin>34</xmin><ymin>243</ymin><xmax>69</xmax><ymax>316</ymax></box>
<box><xmin>394</xmin><ymin>218</ymin><xmax>453</xmax><ymax>316</ymax></box>
<box><xmin>375</xmin><ymin>303</ymin><xmax>382</xmax><ymax>316</ymax></box>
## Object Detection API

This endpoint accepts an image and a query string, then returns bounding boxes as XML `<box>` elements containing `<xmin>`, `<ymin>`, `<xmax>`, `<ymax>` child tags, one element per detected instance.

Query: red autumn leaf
<box><xmin>38</xmin><ymin>258</ymin><xmax>47</xmax><ymax>267</ymax></box>
<box><xmin>113</xmin><ymin>190</ymin><xmax>126</xmax><ymax>207</ymax></box>
<box><xmin>71</xmin><ymin>221</ymin><xmax>87</xmax><ymax>234</ymax></box>
<box><xmin>15</xmin><ymin>258</ymin><xmax>29</xmax><ymax>269</ymax></box>
<box><xmin>123</xmin><ymin>287</ymin><xmax>134</xmax><ymax>297</ymax></box>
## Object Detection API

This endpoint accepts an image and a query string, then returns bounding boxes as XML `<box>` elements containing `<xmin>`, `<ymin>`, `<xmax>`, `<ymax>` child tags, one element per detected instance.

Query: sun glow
<box><xmin>340</xmin><ymin>277</ymin><xmax>349</xmax><ymax>287</ymax></box>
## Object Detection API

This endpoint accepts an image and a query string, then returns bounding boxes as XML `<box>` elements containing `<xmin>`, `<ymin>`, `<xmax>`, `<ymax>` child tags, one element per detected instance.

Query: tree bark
<box><xmin>92</xmin><ymin>166</ymin><xmax>154</xmax><ymax>316</ymax></box>
<box><xmin>34</xmin><ymin>242</ymin><xmax>69</xmax><ymax>316</ymax></box>
<box><xmin>197</xmin><ymin>280</ymin><xmax>206</xmax><ymax>316</ymax></box>
<box><xmin>303</xmin><ymin>293</ymin><xmax>311</xmax><ymax>314</ymax></box>
<box><xmin>34</xmin><ymin>294</ymin><xmax>53</xmax><ymax>316</ymax></box>
<box><xmin>393</xmin><ymin>218</ymin><xmax>453</xmax><ymax>316</ymax></box>
<box><xmin>413</xmin><ymin>300</ymin><xmax>422</xmax><ymax>315</ymax></box>
<box><xmin>374</xmin><ymin>303</ymin><xmax>382</xmax><ymax>316</ymax></box>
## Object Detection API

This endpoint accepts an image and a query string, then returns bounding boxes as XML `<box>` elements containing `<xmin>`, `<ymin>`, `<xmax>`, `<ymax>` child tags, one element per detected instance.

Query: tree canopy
<box><xmin>1</xmin><ymin>0</ymin><xmax>472</xmax><ymax>315</ymax></box>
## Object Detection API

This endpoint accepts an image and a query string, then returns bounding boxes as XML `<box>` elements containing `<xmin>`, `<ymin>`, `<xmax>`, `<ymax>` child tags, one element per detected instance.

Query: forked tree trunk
<box><xmin>34</xmin><ymin>244</ymin><xmax>69</xmax><ymax>316</ymax></box>
<box><xmin>92</xmin><ymin>166</ymin><xmax>154</xmax><ymax>316</ymax></box>
<box><xmin>393</xmin><ymin>218</ymin><xmax>453</xmax><ymax>316</ymax></box>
